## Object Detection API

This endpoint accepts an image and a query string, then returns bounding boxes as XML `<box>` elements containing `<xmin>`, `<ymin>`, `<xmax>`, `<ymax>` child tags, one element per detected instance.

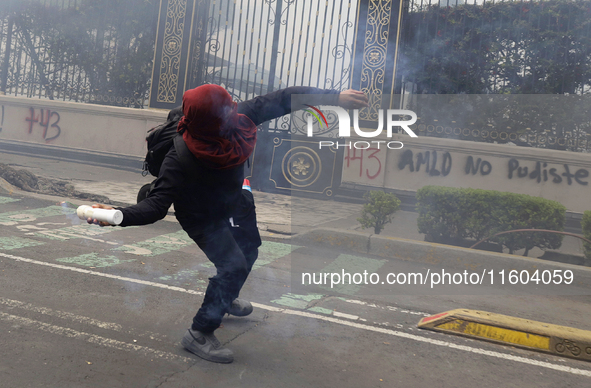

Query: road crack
<box><xmin>224</xmin><ymin>312</ymin><xmax>270</xmax><ymax>345</ymax></box>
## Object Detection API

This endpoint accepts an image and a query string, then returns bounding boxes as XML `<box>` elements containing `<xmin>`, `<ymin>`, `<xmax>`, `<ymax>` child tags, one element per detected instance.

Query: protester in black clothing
<box><xmin>88</xmin><ymin>84</ymin><xmax>368</xmax><ymax>363</ymax></box>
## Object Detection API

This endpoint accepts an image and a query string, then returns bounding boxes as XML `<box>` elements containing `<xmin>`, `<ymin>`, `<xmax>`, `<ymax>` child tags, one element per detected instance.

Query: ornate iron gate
<box><xmin>149</xmin><ymin>0</ymin><xmax>405</xmax><ymax>196</ymax></box>
<box><xmin>0</xmin><ymin>0</ymin><xmax>159</xmax><ymax>107</ymax></box>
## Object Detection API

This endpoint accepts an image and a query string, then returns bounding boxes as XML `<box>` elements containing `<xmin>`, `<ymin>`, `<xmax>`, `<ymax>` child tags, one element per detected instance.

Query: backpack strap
<box><xmin>173</xmin><ymin>133</ymin><xmax>192</xmax><ymax>163</ymax></box>
<box><xmin>173</xmin><ymin>132</ymin><xmax>203</xmax><ymax>178</ymax></box>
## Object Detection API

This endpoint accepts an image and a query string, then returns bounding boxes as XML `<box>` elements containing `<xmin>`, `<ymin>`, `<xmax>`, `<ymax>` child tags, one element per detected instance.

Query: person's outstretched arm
<box><xmin>237</xmin><ymin>87</ymin><xmax>368</xmax><ymax>126</ymax></box>
<box><xmin>87</xmin><ymin>147</ymin><xmax>184</xmax><ymax>227</ymax></box>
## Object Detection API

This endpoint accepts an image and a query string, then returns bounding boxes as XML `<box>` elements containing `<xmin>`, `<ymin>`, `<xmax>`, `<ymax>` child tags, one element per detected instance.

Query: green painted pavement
<box><xmin>270</xmin><ymin>293</ymin><xmax>324</xmax><ymax>309</ymax></box>
<box><xmin>56</xmin><ymin>253</ymin><xmax>135</xmax><ymax>268</ymax></box>
<box><xmin>307</xmin><ymin>306</ymin><xmax>334</xmax><ymax>315</ymax></box>
<box><xmin>201</xmin><ymin>240</ymin><xmax>299</xmax><ymax>269</ymax></box>
<box><xmin>0</xmin><ymin>205</ymin><xmax>76</xmax><ymax>225</ymax></box>
<box><xmin>0</xmin><ymin>236</ymin><xmax>44</xmax><ymax>250</ymax></box>
<box><xmin>253</xmin><ymin>241</ymin><xmax>300</xmax><ymax>270</ymax></box>
<box><xmin>158</xmin><ymin>269</ymin><xmax>206</xmax><ymax>287</ymax></box>
<box><xmin>114</xmin><ymin>230</ymin><xmax>193</xmax><ymax>257</ymax></box>
<box><xmin>30</xmin><ymin>224</ymin><xmax>121</xmax><ymax>241</ymax></box>
<box><xmin>259</xmin><ymin>241</ymin><xmax>299</xmax><ymax>261</ymax></box>
<box><xmin>0</xmin><ymin>196</ymin><xmax>20</xmax><ymax>204</ymax></box>
<box><xmin>271</xmin><ymin>293</ymin><xmax>336</xmax><ymax>315</ymax></box>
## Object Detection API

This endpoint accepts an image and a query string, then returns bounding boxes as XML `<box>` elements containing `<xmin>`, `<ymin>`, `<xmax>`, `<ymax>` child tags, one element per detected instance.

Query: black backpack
<box><xmin>142</xmin><ymin>107</ymin><xmax>183</xmax><ymax>177</ymax></box>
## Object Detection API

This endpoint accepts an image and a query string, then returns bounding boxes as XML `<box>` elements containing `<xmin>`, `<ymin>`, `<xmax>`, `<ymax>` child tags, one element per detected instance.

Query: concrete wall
<box><xmin>2</xmin><ymin>95</ymin><xmax>590</xmax><ymax>214</ymax></box>
<box><xmin>0</xmin><ymin>95</ymin><xmax>168</xmax><ymax>167</ymax></box>
<box><xmin>341</xmin><ymin>134</ymin><xmax>591</xmax><ymax>214</ymax></box>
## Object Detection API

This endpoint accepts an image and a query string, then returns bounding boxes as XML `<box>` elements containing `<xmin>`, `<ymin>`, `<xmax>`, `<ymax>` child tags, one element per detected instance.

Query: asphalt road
<box><xmin>1</xmin><ymin>187</ymin><xmax>591</xmax><ymax>387</ymax></box>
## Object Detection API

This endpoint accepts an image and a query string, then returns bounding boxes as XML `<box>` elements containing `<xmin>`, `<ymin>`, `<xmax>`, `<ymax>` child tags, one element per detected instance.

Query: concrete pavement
<box><xmin>5</xmin><ymin>155</ymin><xmax>591</xmax><ymax>378</ymax></box>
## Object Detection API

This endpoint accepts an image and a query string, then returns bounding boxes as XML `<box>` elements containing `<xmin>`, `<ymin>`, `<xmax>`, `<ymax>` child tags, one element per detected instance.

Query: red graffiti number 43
<box><xmin>345</xmin><ymin>147</ymin><xmax>382</xmax><ymax>179</ymax></box>
<box><xmin>26</xmin><ymin>107</ymin><xmax>61</xmax><ymax>142</ymax></box>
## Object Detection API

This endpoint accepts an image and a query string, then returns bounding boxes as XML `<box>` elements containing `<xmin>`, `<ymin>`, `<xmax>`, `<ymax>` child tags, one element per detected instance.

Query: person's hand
<box><xmin>86</xmin><ymin>203</ymin><xmax>114</xmax><ymax>227</ymax></box>
<box><xmin>338</xmin><ymin>89</ymin><xmax>369</xmax><ymax>109</ymax></box>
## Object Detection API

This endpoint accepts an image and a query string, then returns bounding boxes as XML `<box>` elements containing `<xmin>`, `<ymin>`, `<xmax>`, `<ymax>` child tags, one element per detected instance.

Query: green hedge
<box><xmin>582</xmin><ymin>211</ymin><xmax>591</xmax><ymax>260</ymax></box>
<box><xmin>416</xmin><ymin>186</ymin><xmax>566</xmax><ymax>256</ymax></box>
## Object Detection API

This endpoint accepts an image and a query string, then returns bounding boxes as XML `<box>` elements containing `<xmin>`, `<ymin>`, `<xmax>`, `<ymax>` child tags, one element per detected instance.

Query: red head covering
<box><xmin>177</xmin><ymin>84</ymin><xmax>257</xmax><ymax>169</ymax></box>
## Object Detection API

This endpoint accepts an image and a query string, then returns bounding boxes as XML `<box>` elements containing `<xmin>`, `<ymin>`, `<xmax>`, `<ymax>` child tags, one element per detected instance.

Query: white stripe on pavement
<box><xmin>0</xmin><ymin>311</ymin><xmax>193</xmax><ymax>363</ymax></box>
<box><xmin>2</xmin><ymin>251</ymin><xmax>591</xmax><ymax>377</ymax></box>
<box><xmin>0</xmin><ymin>251</ymin><xmax>205</xmax><ymax>296</ymax></box>
<box><xmin>341</xmin><ymin>298</ymin><xmax>431</xmax><ymax>317</ymax></box>
<box><xmin>0</xmin><ymin>297</ymin><xmax>168</xmax><ymax>342</ymax></box>
<box><xmin>0</xmin><ymin>297</ymin><xmax>121</xmax><ymax>330</ymax></box>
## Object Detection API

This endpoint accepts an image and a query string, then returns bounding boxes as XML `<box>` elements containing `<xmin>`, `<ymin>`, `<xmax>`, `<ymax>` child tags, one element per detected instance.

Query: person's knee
<box><xmin>232</xmin><ymin>261</ymin><xmax>249</xmax><ymax>278</ymax></box>
<box><xmin>218</xmin><ymin>258</ymin><xmax>248</xmax><ymax>280</ymax></box>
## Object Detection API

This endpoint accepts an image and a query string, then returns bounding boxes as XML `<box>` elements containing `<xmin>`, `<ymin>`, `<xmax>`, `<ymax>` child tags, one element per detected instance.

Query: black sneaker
<box><xmin>181</xmin><ymin>329</ymin><xmax>233</xmax><ymax>363</ymax></box>
<box><xmin>228</xmin><ymin>298</ymin><xmax>253</xmax><ymax>317</ymax></box>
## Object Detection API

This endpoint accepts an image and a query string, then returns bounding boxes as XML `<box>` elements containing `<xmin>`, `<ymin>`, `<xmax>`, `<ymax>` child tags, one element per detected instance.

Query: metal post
<box><xmin>265</xmin><ymin>0</ymin><xmax>283</xmax><ymax>94</ymax></box>
<box><xmin>250</xmin><ymin>0</ymin><xmax>284</xmax><ymax>190</ymax></box>
<box><xmin>0</xmin><ymin>15</ymin><xmax>14</xmax><ymax>95</ymax></box>
<box><xmin>190</xmin><ymin>0</ymin><xmax>211</xmax><ymax>88</ymax></box>
<box><xmin>18</xmin><ymin>17</ymin><xmax>54</xmax><ymax>100</ymax></box>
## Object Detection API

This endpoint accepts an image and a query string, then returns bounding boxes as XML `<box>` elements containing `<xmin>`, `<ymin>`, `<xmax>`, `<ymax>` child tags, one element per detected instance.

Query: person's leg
<box><xmin>221</xmin><ymin>190</ymin><xmax>262</xmax><ymax>317</ymax></box>
<box><xmin>181</xmin><ymin>220</ymin><xmax>249</xmax><ymax>363</ymax></box>
<box><xmin>182</xmin><ymin>189</ymin><xmax>261</xmax><ymax>362</ymax></box>
<box><xmin>191</xmin><ymin>220</ymin><xmax>250</xmax><ymax>332</ymax></box>
<box><xmin>230</xmin><ymin>190</ymin><xmax>262</xmax><ymax>289</ymax></box>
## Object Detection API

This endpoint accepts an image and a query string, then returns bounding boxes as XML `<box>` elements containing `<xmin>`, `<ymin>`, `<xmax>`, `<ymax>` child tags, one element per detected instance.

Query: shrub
<box><xmin>358</xmin><ymin>191</ymin><xmax>401</xmax><ymax>235</ymax></box>
<box><xmin>416</xmin><ymin>186</ymin><xmax>566</xmax><ymax>256</ymax></box>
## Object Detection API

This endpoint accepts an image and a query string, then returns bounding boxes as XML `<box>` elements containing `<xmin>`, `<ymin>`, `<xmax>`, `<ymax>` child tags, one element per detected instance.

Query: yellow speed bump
<box><xmin>418</xmin><ymin>309</ymin><xmax>591</xmax><ymax>361</ymax></box>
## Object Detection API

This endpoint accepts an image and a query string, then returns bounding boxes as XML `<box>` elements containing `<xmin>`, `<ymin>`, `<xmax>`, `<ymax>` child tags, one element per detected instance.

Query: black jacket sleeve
<box><xmin>237</xmin><ymin>86</ymin><xmax>340</xmax><ymax>126</ymax></box>
<box><xmin>117</xmin><ymin>147</ymin><xmax>184</xmax><ymax>227</ymax></box>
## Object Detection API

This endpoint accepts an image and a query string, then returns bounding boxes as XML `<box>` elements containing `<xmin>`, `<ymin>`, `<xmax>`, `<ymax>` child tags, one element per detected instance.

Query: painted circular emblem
<box><xmin>281</xmin><ymin>147</ymin><xmax>322</xmax><ymax>188</ymax></box>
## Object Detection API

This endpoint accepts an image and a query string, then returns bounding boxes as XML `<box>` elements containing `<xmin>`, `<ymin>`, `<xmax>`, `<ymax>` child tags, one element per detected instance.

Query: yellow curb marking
<box><xmin>419</xmin><ymin>309</ymin><xmax>591</xmax><ymax>362</ymax></box>
<box><xmin>436</xmin><ymin>319</ymin><xmax>550</xmax><ymax>350</ymax></box>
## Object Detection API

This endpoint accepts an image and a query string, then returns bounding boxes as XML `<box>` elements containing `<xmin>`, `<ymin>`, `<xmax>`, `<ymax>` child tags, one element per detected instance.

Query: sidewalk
<box><xmin>0</xmin><ymin>152</ymin><xmax>587</xmax><ymax>263</ymax></box>
<box><xmin>0</xmin><ymin>152</ymin><xmax>419</xmax><ymax>235</ymax></box>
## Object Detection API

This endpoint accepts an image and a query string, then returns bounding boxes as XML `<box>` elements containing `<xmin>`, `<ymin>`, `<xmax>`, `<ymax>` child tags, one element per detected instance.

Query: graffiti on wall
<box><xmin>344</xmin><ymin>147</ymin><xmax>383</xmax><ymax>180</ymax></box>
<box><xmin>398</xmin><ymin>150</ymin><xmax>453</xmax><ymax>177</ymax></box>
<box><xmin>507</xmin><ymin>158</ymin><xmax>588</xmax><ymax>186</ymax></box>
<box><xmin>25</xmin><ymin>107</ymin><xmax>61</xmax><ymax>143</ymax></box>
<box><xmin>394</xmin><ymin>149</ymin><xmax>589</xmax><ymax>187</ymax></box>
<box><xmin>343</xmin><ymin>146</ymin><xmax>590</xmax><ymax>188</ymax></box>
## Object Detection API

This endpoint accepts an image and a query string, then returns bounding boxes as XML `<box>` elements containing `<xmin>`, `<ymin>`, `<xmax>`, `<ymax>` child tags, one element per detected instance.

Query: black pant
<box><xmin>184</xmin><ymin>191</ymin><xmax>261</xmax><ymax>333</ymax></box>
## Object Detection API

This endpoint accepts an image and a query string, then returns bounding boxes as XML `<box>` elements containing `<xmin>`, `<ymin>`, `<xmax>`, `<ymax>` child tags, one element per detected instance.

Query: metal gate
<box><xmin>0</xmin><ymin>0</ymin><xmax>159</xmax><ymax>107</ymax></box>
<box><xmin>149</xmin><ymin>0</ymin><xmax>405</xmax><ymax>196</ymax></box>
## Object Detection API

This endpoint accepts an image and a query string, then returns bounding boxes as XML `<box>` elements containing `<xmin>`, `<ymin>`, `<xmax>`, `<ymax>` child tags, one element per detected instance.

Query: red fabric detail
<box><xmin>177</xmin><ymin>84</ymin><xmax>257</xmax><ymax>169</ymax></box>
